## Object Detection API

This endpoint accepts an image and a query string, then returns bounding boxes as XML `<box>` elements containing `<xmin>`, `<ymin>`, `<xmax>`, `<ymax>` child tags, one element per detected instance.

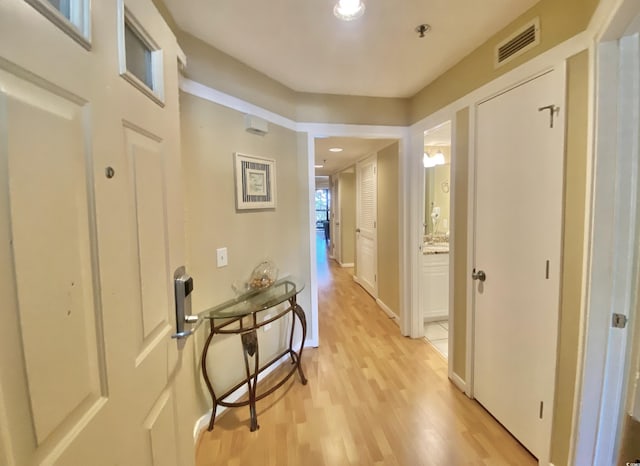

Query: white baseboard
<box><xmin>423</xmin><ymin>314</ymin><xmax>448</xmax><ymax>322</ymax></box>
<box><xmin>304</xmin><ymin>338</ymin><xmax>319</xmax><ymax>348</ymax></box>
<box><xmin>192</xmin><ymin>351</ymin><xmax>292</xmax><ymax>440</ymax></box>
<box><xmin>339</xmin><ymin>262</ymin><xmax>354</xmax><ymax>268</ymax></box>
<box><xmin>450</xmin><ymin>372</ymin><xmax>467</xmax><ymax>393</ymax></box>
<box><xmin>376</xmin><ymin>298</ymin><xmax>399</xmax><ymax>323</ymax></box>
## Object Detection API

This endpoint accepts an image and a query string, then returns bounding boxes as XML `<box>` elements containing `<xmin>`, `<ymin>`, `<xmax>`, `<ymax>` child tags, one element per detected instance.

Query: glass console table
<box><xmin>200</xmin><ymin>276</ymin><xmax>307</xmax><ymax>432</ymax></box>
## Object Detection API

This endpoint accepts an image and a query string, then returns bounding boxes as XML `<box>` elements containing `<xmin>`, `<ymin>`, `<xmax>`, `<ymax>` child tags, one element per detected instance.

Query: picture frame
<box><xmin>234</xmin><ymin>152</ymin><xmax>277</xmax><ymax>210</ymax></box>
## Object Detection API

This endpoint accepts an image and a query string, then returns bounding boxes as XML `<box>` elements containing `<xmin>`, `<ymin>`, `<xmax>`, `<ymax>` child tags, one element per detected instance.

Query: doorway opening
<box><xmin>421</xmin><ymin>121</ymin><xmax>452</xmax><ymax>359</ymax></box>
<box><xmin>312</xmin><ymin>136</ymin><xmax>401</xmax><ymax>320</ymax></box>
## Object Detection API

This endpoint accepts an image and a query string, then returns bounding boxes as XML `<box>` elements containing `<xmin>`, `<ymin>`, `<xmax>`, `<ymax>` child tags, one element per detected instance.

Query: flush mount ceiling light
<box><xmin>334</xmin><ymin>0</ymin><xmax>365</xmax><ymax>21</ymax></box>
<box><xmin>329</xmin><ymin>147</ymin><xmax>343</xmax><ymax>152</ymax></box>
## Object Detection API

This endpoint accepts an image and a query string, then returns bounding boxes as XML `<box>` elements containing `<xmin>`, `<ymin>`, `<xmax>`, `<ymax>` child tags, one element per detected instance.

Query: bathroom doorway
<box><xmin>420</xmin><ymin>121</ymin><xmax>452</xmax><ymax>359</ymax></box>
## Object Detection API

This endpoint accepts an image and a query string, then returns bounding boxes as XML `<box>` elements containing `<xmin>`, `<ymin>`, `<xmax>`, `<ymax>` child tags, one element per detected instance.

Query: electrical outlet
<box><xmin>216</xmin><ymin>248</ymin><xmax>228</xmax><ymax>268</ymax></box>
<box><xmin>263</xmin><ymin>313</ymin><xmax>273</xmax><ymax>331</ymax></box>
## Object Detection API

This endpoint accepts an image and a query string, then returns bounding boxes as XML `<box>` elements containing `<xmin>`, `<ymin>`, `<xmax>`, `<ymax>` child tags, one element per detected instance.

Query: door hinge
<box><xmin>374</xmin><ymin>221</ymin><xmax>376</xmax><ymax>228</ymax></box>
<box><xmin>612</xmin><ymin>313</ymin><xmax>628</xmax><ymax>329</ymax></box>
<box><xmin>539</xmin><ymin>401</ymin><xmax>544</xmax><ymax>419</ymax></box>
<box><xmin>374</xmin><ymin>274</ymin><xmax>377</xmax><ymax>282</ymax></box>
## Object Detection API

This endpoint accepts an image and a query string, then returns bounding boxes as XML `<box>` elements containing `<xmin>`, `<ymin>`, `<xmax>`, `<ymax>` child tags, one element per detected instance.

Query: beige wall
<box><xmin>410</xmin><ymin>0</ymin><xmax>599</xmax><ymax>122</ymax></box>
<box><xmin>550</xmin><ymin>49</ymin><xmax>589</xmax><ymax>466</ymax></box>
<box><xmin>452</xmin><ymin>108</ymin><xmax>469</xmax><ymax>379</ymax></box>
<box><xmin>296</xmin><ymin>93</ymin><xmax>409</xmax><ymax>126</ymax></box>
<box><xmin>377</xmin><ymin>142</ymin><xmax>400</xmax><ymax>315</ymax></box>
<box><xmin>180</xmin><ymin>91</ymin><xmax>311</xmax><ymax>394</ymax></box>
<box><xmin>339</xmin><ymin>171</ymin><xmax>356</xmax><ymax>265</ymax></box>
<box><xmin>618</xmin><ymin>415</ymin><xmax>640</xmax><ymax>465</ymax></box>
<box><xmin>177</xmin><ymin>32</ymin><xmax>299</xmax><ymax>122</ymax></box>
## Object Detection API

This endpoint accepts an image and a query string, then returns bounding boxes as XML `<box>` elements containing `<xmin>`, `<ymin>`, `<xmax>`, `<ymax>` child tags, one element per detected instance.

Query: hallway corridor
<box><xmin>195</xmin><ymin>240</ymin><xmax>536</xmax><ymax>465</ymax></box>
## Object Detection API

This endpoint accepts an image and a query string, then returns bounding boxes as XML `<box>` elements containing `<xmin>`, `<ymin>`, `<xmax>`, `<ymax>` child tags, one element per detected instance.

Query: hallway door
<box><xmin>473</xmin><ymin>70</ymin><xmax>564</xmax><ymax>462</ymax></box>
<box><xmin>356</xmin><ymin>154</ymin><xmax>378</xmax><ymax>297</ymax></box>
<box><xmin>0</xmin><ymin>1</ymin><xmax>193</xmax><ymax>465</ymax></box>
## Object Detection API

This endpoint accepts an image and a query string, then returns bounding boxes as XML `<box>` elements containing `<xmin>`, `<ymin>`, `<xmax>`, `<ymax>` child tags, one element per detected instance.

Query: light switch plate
<box><xmin>216</xmin><ymin>247</ymin><xmax>228</xmax><ymax>267</ymax></box>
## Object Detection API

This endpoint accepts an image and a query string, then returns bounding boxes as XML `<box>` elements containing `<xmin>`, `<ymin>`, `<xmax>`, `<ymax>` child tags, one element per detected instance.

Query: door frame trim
<box><xmin>574</xmin><ymin>2</ymin><xmax>640</xmax><ymax>464</ymax></box>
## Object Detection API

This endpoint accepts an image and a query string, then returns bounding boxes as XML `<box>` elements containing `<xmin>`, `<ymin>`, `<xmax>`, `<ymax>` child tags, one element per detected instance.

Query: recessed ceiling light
<box><xmin>315</xmin><ymin>164</ymin><xmax>324</xmax><ymax>168</ymax></box>
<box><xmin>329</xmin><ymin>147</ymin><xmax>343</xmax><ymax>152</ymax></box>
<box><xmin>334</xmin><ymin>0</ymin><xmax>365</xmax><ymax>21</ymax></box>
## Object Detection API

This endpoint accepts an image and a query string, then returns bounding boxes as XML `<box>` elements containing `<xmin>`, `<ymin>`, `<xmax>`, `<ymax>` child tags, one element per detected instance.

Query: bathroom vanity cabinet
<box><xmin>421</xmin><ymin>251</ymin><xmax>449</xmax><ymax>321</ymax></box>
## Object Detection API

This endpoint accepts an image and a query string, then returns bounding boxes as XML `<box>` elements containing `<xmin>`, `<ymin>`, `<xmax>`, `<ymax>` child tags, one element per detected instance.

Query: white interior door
<box><xmin>473</xmin><ymin>70</ymin><xmax>564</xmax><ymax>462</ymax></box>
<box><xmin>0</xmin><ymin>1</ymin><xmax>192</xmax><ymax>465</ymax></box>
<box><xmin>356</xmin><ymin>154</ymin><xmax>378</xmax><ymax>297</ymax></box>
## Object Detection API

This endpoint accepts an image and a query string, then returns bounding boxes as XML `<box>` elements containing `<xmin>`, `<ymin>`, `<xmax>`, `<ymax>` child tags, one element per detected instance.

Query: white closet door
<box><xmin>473</xmin><ymin>69</ymin><xmax>564</xmax><ymax>462</ymax></box>
<box><xmin>356</xmin><ymin>154</ymin><xmax>378</xmax><ymax>297</ymax></box>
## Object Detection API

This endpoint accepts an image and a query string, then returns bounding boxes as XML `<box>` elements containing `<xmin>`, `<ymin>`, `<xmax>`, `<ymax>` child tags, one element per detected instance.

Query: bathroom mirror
<box><xmin>423</xmin><ymin>120</ymin><xmax>452</xmax><ymax>241</ymax></box>
<box><xmin>423</xmin><ymin>147</ymin><xmax>450</xmax><ymax>238</ymax></box>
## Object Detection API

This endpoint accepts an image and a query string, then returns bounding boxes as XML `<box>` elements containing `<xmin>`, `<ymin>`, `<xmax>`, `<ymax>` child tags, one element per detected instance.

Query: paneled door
<box><xmin>355</xmin><ymin>154</ymin><xmax>377</xmax><ymax>297</ymax></box>
<box><xmin>473</xmin><ymin>70</ymin><xmax>564</xmax><ymax>463</ymax></box>
<box><xmin>0</xmin><ymin>1</ymin><xmax>194</xmax><ymax>465</ymax></box>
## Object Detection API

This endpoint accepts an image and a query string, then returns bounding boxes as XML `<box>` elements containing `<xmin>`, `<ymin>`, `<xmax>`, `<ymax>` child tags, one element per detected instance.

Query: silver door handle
<box><xmin>171</xmin><ymin>317</ymin><xmax>204</xmax><ymax>339</ymax></box>
<box><xmin>173</xmin><ymin>266</ymin><xmax>199</xmax><ymax>340</ymax></box>
<box><xmin>472</xmin><ymin>268</ymin><xmax>486</xmax><ymax>282</ymax></box>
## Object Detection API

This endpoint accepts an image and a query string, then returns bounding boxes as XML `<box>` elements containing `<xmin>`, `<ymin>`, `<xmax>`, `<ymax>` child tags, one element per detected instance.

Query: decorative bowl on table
<box><xmin>248</xmin><ymin>260</ymin><xmax>278</xmax><ymax>291</ymax></box>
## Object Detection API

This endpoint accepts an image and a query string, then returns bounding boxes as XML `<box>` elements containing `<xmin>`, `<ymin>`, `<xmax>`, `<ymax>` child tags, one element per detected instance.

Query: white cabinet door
<box><xmin>0</xmin><ymin>1</ymin><xmax>193</xmax><ymax>465</ymax></box>
<box><xmin>421</xmin><ymin>253</ymin><xmax>449</xmax><ymax>321</ymax></box>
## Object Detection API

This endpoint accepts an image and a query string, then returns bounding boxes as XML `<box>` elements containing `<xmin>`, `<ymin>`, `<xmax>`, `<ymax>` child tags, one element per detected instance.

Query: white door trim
<box><xmin>573</xmin><ymin>2</ymin><xmax>640</xmax><ymax>464</ymax></box>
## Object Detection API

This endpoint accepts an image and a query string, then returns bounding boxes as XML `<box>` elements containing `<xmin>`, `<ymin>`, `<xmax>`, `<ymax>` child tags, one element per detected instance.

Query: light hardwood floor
<box><xmin>195</xmin><ymin>240</ymin><xmax>536</xmax><ymax>466</ymax></box>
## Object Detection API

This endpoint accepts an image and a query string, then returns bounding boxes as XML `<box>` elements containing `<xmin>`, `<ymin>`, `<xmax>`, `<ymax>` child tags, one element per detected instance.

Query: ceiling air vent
<box><xmin>495</xmin><ymin>18</ymin><xmax>540</xmax><ymax>68</ymax></box>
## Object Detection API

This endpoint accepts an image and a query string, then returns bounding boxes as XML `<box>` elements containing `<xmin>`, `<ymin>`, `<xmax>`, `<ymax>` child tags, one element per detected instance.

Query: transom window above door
<box><xmin>25</xmin><ymin>0</ymin><xmax>91</xmax><ymax>49</ymax></box>
<box><xmin>117</xmin><ymin>2</ymin><xmax>165</xmax><ymax>106</ymax></box>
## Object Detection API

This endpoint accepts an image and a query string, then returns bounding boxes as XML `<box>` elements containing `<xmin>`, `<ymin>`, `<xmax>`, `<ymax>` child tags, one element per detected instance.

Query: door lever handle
<box><xmin>472</xmin><ymin>268</ymin><xmax>486</xmax><ymax>282</ymax></box>
<box><xmin>171</xmin><ymin>315</ymin><xmax>203</xmax><ymax>339</ymax></box>
<box><xmin>355</xmin><ymin>228</ymin><xmax>361</xmax><ymax>233</ymax></box>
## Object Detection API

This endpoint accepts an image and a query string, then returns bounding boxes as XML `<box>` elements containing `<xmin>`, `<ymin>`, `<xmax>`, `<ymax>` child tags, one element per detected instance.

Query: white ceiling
<box><xmin>164</xmin><ymin>0</ymin><xmax>539</xmax><ymax>98</ymax></box>
<box><xmin>315</xmin><ymin>137</ymin><xmax>397</xmax><ymax>175</ymax></box>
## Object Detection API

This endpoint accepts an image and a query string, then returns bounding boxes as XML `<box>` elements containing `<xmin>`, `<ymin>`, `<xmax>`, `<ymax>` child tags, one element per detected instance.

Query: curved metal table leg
<box><xmin>241</xmin><ymin>330</ymin><xmax>260</xmax><ymax>431</ymax></box>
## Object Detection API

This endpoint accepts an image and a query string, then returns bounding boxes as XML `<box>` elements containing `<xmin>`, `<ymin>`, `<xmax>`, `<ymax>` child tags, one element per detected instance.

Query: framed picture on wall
<box><xmin>234</xmin><ymin>152</ymin><xmax>277</xmax><ymax>210</ymax></box>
